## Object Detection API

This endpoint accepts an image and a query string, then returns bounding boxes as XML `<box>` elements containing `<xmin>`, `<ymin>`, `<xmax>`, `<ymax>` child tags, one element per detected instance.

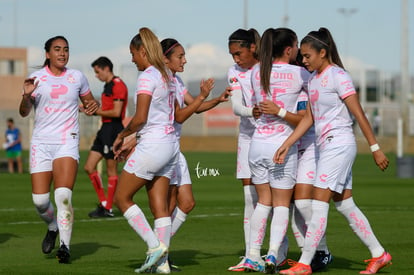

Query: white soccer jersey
<box><xmin>296</xmin><ymin>90</ymin><xmax>316</xmax><ymax>150</ymax></box>
<box><xmin>308</xmin><ymin>65</ymin><xmax>356</xmax><ymax>148</ymax></box>
<box><xmin>172</xmin><ymin>75</ymin><xmax>187</xmax><ymax>139</ymax></box>
<box><xmin>228</xmin><ymin>64</ymin><xmax>256</xmax><ymax>139</ymax></box>
<box><xmin>134</xmin><ymin>66</ymin><xmax>176</xmax><ymax>143</ymax></box>
<box><xmin>30</xmin><ymin>66</ymin><xmax>91</xmax><ymax>144</ymax></box>
<box><xmin>251</xmin><ymin>62</ymin><xmax>310</xmax><ymax>144</ymax></box>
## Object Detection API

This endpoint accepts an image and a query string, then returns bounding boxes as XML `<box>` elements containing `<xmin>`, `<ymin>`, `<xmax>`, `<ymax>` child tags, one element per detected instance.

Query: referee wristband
<box><xmin>278</xmin><ymin>108</ymin><xmax>287</xmax><ymax>119</ymax></box>
<box><xmin>370</xmin><ymin>144</ymin><xmax>380</xmax><ymax>152</ymax></box>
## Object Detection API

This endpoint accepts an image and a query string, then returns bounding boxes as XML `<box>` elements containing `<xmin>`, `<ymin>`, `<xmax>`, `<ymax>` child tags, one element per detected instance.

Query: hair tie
<box><xmin>306</xmin><ymin>35</ymin><xmax>329</xmax><ymax>47</ymax></box>
<box><xmin>164</xmin><ymin>42</ymin><xmax>180</xmax><ymax>56</ymax></box>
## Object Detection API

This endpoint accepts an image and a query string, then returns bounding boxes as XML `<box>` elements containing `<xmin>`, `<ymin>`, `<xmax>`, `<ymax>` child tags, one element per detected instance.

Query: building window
<box><xmin>0</xmin><ymin>59</ymin><xmax>24</xmax><ymax>76</ymax></box>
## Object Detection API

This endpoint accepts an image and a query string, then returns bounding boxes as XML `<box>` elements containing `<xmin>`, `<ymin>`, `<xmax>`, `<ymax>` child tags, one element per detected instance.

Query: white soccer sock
<box><xmin>154</xmin><ymin>217</ymin><xmax>172</xmax><ymax>247</ymax></box>
<box><xmin>171</xmin><ymin>207</ymin><xmax>187</xmax><ymax>237</ymax></box>
<box><xmin>268</xmin><ymin>206</ymin><xmax>289</xmax><ymax>257</ymax></box>
<box><xmin>299</xmin><ymin>200</ymin><xmax>329</xmax><ymax>265</ymax></box>
<box><xmin>290</xmin><ymin>203</ymin><xmax>302</xmax><ymax>249</ymax></box>
<box><xmin>248</xmin><ymin>203</ymin><xmax>271</xmax><ymax>260</ymax></box>
<box><xmin>335</xmin><ymin>197</ymin><xmax>384</xmax><ymax>258</ymax></box>
<box><xmin>295</xmin><ymin>199</ymin><xmax>330</xmax><ymax>253</ymax></box>
<box><xmin>124</xmin><ymin>204</ymin><xmax>159</xmax><ymax>249</ymax></box>
<box><xmin>292</xmin><ymin>200</ymin><xmax>312</xmax><ymax>250</ymax></box>
<box><xmin>54</xmin><ymin>187</ymin><xmax>73</xmax><ymax>249</ymax></box>
<box><xmin>243</xmin><ymin>185</ymin><xmax>257</xmax><ymax>256</ymax></box>
<box><xmin>32</xmin><ymin>193</ymin><xmax>58</xmax><ymax>231</ymax></box>
<box><xmin>317</xmin><ymin>234</ymin><xmax>330</xmax><ymax>253</ymax></box>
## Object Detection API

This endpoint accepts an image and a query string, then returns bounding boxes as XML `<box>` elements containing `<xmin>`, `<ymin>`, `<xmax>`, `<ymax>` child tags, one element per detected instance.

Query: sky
<box><xmin>0</xmin><ymin>0</ymin><xmax>413</xmax><ymax>94</ymax></box>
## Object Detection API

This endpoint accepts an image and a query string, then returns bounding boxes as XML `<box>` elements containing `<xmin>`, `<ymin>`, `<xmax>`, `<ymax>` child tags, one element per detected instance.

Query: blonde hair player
<box><xmin>112</xmin><ymin>27</ymin><xmax>179</xmax><ymax>273</ymax></box>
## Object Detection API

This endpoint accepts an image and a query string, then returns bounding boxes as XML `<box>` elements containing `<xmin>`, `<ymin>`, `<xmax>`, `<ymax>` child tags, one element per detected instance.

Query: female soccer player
<box><xmin>19</xmin><ymin>35</ymin><xmax>99</xmax><ymax>263</ymax></box>
<box><xmin>290</xmin><ymin>53</ymin><xmax>332</xmax><ymax>272</ymax></box>
<box><xmin>226</xmin><ymin>28</ymin><xmax>262</xmax><ymax>272</ymax></box>
<box><xmin>244</xmin><ymin>28</ymin><xmax>310</xmax><ymax>273</ymax></box>
<box><xmin>160</xmin><ymin>38</ymin><xmax>230</xmax><ymax>272</ymax></box>
<box><xmin>112</xmin><ymin>27</ymin><xmax>179</xmax><ymax>273</ymax></box>
<box><xmin>276</xmin><ymin>27</ymin><xmax>391</xmax><ymax>275</ymax></box>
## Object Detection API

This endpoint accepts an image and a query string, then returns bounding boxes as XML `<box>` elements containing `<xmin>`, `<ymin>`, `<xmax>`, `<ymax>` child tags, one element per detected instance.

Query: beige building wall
<box><xmin>0</xmin><ymin>47</ymin><xmax>27</xmax><ymax>110</ymax></box>
<box><xmin>0</xmin><ymin>47</ymin><xmax>31</xmax><ymax>149</ymax></box>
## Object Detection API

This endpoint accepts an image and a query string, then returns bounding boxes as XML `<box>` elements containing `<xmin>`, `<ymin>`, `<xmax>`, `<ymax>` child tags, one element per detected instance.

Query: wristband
<box><xmin>370</xmin><ymin>144</ymin><xmax>380</xmax><ymax>152</ymax></box>
<box><xmin>278</xmin><ymin>108</ymin><xmax>287</xmax><ymax>118</ymax></box>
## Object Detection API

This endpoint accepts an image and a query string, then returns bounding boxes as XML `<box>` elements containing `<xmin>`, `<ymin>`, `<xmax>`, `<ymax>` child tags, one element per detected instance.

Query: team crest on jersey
<box><xmin>67</xmin><ymin>74</ymin><xmax>76</xmax><ymax>83</ymax></box>
<box><xmin>229</xmin><ymin>77</ymin><xmax>238</xmax><ymax>84</ymax></box>
<box><xmin>321</xmin><ymin>75</ymin><xmax>329</xmax><ymax>87</ymax></box>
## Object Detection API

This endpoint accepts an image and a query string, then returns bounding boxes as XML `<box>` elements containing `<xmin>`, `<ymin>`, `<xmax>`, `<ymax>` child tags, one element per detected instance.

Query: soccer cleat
<box><xmin>243</xmin><ymin>257</ymin><xmax>265</xmax><ymax>273</ymax></box>
<box><xmin>265</xmin><ymin>254</ymin><xmax>277</xmax><ymax>274</ymax></box>
<box><xmin>56</xmin><ymin>243</ymin><xmax>70</xmax><ymax>264</ymax></box>
<box><xmin>286</xmin><ymin>259</ymin><xmax>298</xmax><ymax>267</ymax></box>
<box><xmin>360</xmin><ymin>251</ymin><xmax>392</xmax><ymax>274</ymax></box>
<box><xmin>227</xmin><ymin>256</ymin><xmax>245</xmax><ymax>272</ymax></box>
<box><xmin>279</xmin><ymin>262</ymin><xmax>312</xmax><ymax>275</ymax></box>
<box><xmin>155</xmin><ymin>255</ymin><xmax>171</xmax><ymax>274</ymax></box>
<box><xmin>310</xmin><ymin>250</ymin><xmax>333</xmax><ymax>272</ymax></box>
<box><xmin>42</xmin><ymin>229</ymin><xmax>59</xmax><ymax>254</ymax></box>
<box><xmin>88</xmin><ymin>204</ymin><xmax>114</xmax><ymax>218</ymax></box>
<box><xmin>134</xmin><ymin>242</ymin><xmax>168</xmax><ymax>273</ymax></box>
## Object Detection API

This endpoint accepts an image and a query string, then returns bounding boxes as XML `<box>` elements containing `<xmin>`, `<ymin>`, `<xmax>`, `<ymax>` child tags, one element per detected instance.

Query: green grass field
<box><xmin>0</xmin><ymin>151</ymin><xmax>412</xmax><ymax>274</ymax></box>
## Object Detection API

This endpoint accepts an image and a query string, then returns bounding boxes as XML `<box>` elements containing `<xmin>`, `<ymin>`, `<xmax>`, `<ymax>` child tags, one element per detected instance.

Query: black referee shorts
<box><xmin>90</xmin><ymin>121</ymin><xmax>124</xmax><ymax>159</ymax></box>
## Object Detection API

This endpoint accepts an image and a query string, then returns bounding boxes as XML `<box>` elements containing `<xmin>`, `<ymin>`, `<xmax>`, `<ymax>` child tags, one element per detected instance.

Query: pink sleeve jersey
<box><xmin>172</xmin><ymin>75</ymin><xmax>187</xmax><ymax>139</ymax></box>
<box><xmin>308</xmin><ymin>65</ymin><xmax>356</xmax><ymax>147</ymax></box>
<box><xmin>135</xmin><ymin>66</ymin><xmax>176</xmax><ymax>143</ymax></box>
<box><xmin>252</xmin><ymin>62</ymin><xmax>310</xmax><ymax>144</ymax></box>
<box><xmin>30</xmin><ymin>66</ymin><xmax>91</xmax><ymax>144</ymax></box>
<box><xmin>227</xmin><ymin>64</ymin><xmax>256</xmax><ymax>138</ymax></box>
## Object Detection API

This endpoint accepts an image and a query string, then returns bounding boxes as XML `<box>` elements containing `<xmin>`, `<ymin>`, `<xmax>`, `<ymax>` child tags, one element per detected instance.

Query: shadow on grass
<box><xmin>0</xmin><ymin>233</ymin><xmax>20</xmax><ymax>244</ymax></box>
<box><xmin>69</xmin><ymin>242</ymin><xmax>120</xmax><ymax>262</ymax></box>
<box><xmin>126</xmin><ymin>249</ymin><xmax>221</xmax><ymax>270</ymax></box>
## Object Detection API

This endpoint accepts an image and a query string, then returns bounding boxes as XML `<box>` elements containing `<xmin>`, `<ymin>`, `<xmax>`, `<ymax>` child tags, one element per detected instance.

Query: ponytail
<box><xmin>259</xmin><ymin>28</ymin><xmax>275</xmax><ymax>94</ymax></box>
<box><xmin>248</xmin><ymin>28</ymin><xmax>261</xmax><ymax>59</ymax></box>
<box><xmin>259</xmin><ymin>28</ymin><xmax>297</xmax><ymax>94</ymax></box>
<box><xmin>130</xmin><ymin>27</ymin><xmax>170</xmax><ymax>82</ymax></box>
<box><xmin>301</xmin><ymin>27</ymin><xmax>344</xmax><ymax>70</ymax></box>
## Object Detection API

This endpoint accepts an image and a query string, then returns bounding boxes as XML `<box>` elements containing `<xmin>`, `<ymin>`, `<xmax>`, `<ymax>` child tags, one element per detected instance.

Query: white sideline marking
<box><xmin>2</xmin><ymin>206</ymin><xmax>409</xmax><ymax>226</ymax></box>
<box><xmin>1</xmin><ymin>212</ymin><xmax>242</xmax><ymax>226</ymax></box>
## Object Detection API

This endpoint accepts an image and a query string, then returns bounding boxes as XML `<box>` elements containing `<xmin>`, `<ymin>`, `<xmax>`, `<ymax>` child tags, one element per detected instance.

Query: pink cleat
<box><xmin>360</xmin><ymin>251</ymin><xmax>392</xmax><ymax>274</ymax></box>
<box><xmin>279</xmin><ymin>262</ymin><xmax>312</xmax><ymax>275</ymax></box>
